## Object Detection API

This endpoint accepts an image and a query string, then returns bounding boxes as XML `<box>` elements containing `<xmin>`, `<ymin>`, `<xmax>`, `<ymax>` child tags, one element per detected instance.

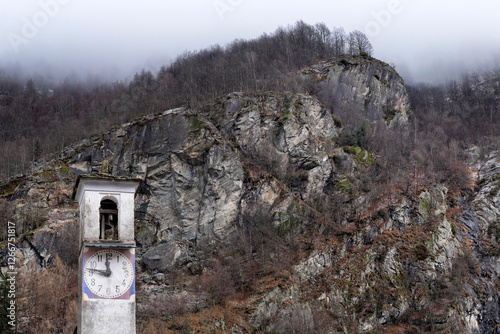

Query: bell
<box><xmin>104</xmin><ymin>214</ymin><xmax>114</xmax><ymax>229</ymax></box>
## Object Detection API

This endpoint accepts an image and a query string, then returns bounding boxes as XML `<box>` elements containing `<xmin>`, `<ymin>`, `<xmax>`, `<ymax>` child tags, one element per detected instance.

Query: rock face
<box><xmin>69</xmin><ymin>108</ymin><xmax>246</xmax><ymax>271</ymax></box>
<box><xmin>459</xmin><ymin>150</ymin><xmax>500</xmax><ymax>333</ymax></box>
<box><xmin>303</xmin><ymin>55</ymin><xmax>411</xmax><ymax>127</ymax></box>
<box><xmin>2</xmin><ymin>58</ymin><xmax>500</xmax><ymax>333</ymax></box>
<box><xmin>202</xmin><ymin>92</ymin><xmax>341</xmax><ymax>202</ymax></box>
<box><xmin>4</xmin><ymin>92</ymin><xmax>342</xmax><ymax>271</ymax></box>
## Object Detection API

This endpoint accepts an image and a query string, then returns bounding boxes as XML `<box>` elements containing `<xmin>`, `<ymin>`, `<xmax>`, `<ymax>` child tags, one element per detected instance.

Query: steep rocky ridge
<box><xmin>303</xmin><ymin>55</ymin><xmax>411</xmax><ymax>127</ymax></box>
<box><xmin>457</xmin><ymin>150</ymin><xmax>500</xmax><ymax>332</ymax></box>
<box><xmin>2</xmin><ymin>58</ymin><xmax>499</xmax><ymax>333</ymax></box>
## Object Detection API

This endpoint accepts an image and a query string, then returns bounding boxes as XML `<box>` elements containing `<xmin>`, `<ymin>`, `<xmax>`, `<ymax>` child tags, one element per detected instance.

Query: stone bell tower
<box><xmin>74</xmin><ymin>175</ymin><xmax>140</xmax><ymax>334</ymax></box>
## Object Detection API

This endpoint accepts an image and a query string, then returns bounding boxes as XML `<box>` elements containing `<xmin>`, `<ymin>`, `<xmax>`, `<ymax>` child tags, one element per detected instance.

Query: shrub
<box><xmin>229</xmin><ymin>140</ymin><xmax>239</xmax><ymax>150</ymax></box>
<box><xmin>377</xmin><ymin>208</ymin><xmax>389</xmax><ymax>220</ymax></box>
<box><xmin>333</xmin><ymin>155</ymin><xmax>343</xmax><ymax>169</ymax></box>
<box><xmin>414</xmin><ymin>244</ymin><xmax>430</xmax><ymax>261</ymax></box>
<box><xmin>332</xmin><ymin>115</ymin><xmax>343</xmax><ymax>128</ymax></box>
<box><xmin>477</xmin><ymin>178</ymin><xmax>488</xmax><ymax>187</ymax></box>
<box><xmin>336</xmin><ymin>175</ymin><xmax>353</xmax><ymax>193</ymax></box>
<box><xmin>343</xmin><ymin>146</ymin><xmax>357</xmax><ymax>155</ymax></box>
<box><xmin>294</xmin><ymin>98</ymin><xmax>304</xmax><ymax>109</ymax></box>
<box><xmin>198</xmin><ymin>261</ymin><xmax>236</xmax><ymax>306</ymax></box>
<box><xmin>340</xmin><ymin>58</ymin><xmax>351</xmax><ymax>66</ymax></box>
<box><xmin>451</xmin><ymin>222</ymin><xmax>457</xmax><ymax>236</ymax></box>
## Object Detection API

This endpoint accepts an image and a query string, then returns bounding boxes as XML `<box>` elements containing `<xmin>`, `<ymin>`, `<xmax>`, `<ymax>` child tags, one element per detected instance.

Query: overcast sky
<box><xmin>2</xmin><ymin>0</ymin><xmax>500</xmax><ymax>84</ymax></box>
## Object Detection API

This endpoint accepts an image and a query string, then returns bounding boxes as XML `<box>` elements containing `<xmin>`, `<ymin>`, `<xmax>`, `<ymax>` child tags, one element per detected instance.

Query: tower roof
<box><xmin>72</xmin><ymin>174</ymin><xmax>142</xmax><ymax>201</ymax></box>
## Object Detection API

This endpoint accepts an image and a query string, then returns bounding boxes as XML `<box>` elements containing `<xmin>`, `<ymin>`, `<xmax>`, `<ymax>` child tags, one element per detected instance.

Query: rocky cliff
<box><xmin>303</xmin><ymin>55</ymin><xmax>411</xmax><ymax>127</ymax></box>
<box><xmin>1</xmin><ymin>57</ymin><xmax>499</xmax><ymax>333</ymax></box>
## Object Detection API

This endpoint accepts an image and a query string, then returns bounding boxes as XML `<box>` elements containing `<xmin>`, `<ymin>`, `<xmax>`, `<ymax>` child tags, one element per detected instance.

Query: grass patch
<box><xmin>342</xmin><ymin>146</ymin><xmax>374</xmax><ymax>165</ymax></box>
<box><xmin>279</xmin><ymin>110</ymin><xmax>292</xmax><ymax>125</ymax></box>
<box><xmin>187</xmin><ymin>115</ymin><xmax>206</xmax><ymax>133</ymax></box>
<box><xmin>336</xmin><ymin>175</ymin><xmax>353</xmax><ymax>193</ymax></box>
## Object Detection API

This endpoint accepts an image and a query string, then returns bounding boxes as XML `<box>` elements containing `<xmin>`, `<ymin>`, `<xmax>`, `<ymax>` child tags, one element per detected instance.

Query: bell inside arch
<box><xmin>99</xmin><ymin>199</ymin><xmax>119</xmax><ymax>240</ymax></box>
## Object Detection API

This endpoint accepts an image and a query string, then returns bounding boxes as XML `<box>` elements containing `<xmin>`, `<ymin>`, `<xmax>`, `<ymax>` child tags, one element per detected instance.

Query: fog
<box><xmin>2</xmin><ymin>0</ymin><xmax>500</xmax><ymax>84</ymax></box>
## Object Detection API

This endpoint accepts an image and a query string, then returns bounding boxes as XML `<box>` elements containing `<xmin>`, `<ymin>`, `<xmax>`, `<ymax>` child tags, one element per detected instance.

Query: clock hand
<box><xmin>104</xmin><ymin>258</ymin><xmax>112</xmax><ymax>276</ymax></box>
<box><xmin>86</xmin><ymin>268</ymin><xmax>111</xmax><ymax>277</ymax></box>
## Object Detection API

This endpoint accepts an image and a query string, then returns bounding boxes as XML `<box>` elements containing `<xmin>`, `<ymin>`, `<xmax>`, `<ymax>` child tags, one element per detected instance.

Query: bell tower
<box><xmin>74</xmin><ymin>175</ymin><xmax>140</xmax><ymax>334</ymax></box>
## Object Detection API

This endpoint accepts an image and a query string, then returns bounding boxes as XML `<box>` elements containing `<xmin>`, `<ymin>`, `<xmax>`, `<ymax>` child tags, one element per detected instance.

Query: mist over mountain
<box><xmin>2</xmin><ymin>1</ymin><xmax>500</xmax><ymax>84</ymax></box>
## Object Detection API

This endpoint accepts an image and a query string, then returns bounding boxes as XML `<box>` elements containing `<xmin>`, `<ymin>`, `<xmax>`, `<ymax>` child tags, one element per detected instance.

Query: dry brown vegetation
<box><xmin>1</xmin><ymin>20</ymin><xmax>500</xmax><ymax>334</ymax></box>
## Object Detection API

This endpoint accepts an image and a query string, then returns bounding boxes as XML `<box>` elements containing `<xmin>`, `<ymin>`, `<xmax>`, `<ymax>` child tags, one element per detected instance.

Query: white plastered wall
<box><xmin>75</xmin><ymin>178</ymin><xmax>138</xmax><ymax>243</ymax></box>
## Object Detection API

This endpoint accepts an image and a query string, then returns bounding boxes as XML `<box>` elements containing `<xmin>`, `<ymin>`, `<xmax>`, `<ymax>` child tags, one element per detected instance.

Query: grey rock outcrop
<box><xmin>303</xmin><ymin>55</ymin><xmax>411</xmax><ymax>127</ymax></box>
<box><xmin>202</xmin><ymin>92</ymin><xmax>342</xmax><ymax>201</ymax></box>
<box><xmin>69</xmin><ymin>109</ymin><xmax>245</xmax><ymax>270</ymax></box>
<box><xmin>457</xmin><ymin>150</ymin><xmax>500</xmax><ymax>333</ymax></box>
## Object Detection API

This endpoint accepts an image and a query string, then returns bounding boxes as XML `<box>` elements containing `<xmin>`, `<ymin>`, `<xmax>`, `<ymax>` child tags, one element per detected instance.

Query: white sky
<box><xmin>2</xmin><ymin>0</ymin><xmax>500</xmax><ymax>83</ymax></box>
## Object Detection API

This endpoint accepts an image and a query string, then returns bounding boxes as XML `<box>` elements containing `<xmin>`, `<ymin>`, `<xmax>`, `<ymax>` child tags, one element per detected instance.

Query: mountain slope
<box><xmin>1</xmin><ymin>57</ymin><xmax>499</xmax><ymax>333</ymax></box>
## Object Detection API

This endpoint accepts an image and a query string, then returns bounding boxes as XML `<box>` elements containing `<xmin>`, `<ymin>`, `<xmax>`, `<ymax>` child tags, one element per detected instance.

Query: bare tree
<box><xmin>332</xmin><ymin>27</ymin><xmax>347</xmax><ymax>56</ymax></box>
<box><xmin>315</xmin><ymin>22</ymin><xmax>333</xmax><ymax>59</ymax></box>
<box><xmin>348</xmin><ymin>30</ymin><xmax>373</xmax><ymax>56</ymax></box>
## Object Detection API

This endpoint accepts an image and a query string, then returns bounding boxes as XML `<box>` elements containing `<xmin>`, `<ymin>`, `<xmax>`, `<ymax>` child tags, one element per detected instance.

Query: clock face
<box><xmin>83</xmin><ymin>249</ymin><xmax>134</xmax><ymax>299</ymax></box>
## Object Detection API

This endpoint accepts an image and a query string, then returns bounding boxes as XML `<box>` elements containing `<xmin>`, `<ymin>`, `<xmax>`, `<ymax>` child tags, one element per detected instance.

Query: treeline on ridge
<box><xmin>1</xmin><ymin>18</ymin><xmax>500</xmax><ymax>186</ymax></box>
<box><xmin>0</xmin><ymin>21</ymin><xmax>372</xmax><ymax>180</ymax></box>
